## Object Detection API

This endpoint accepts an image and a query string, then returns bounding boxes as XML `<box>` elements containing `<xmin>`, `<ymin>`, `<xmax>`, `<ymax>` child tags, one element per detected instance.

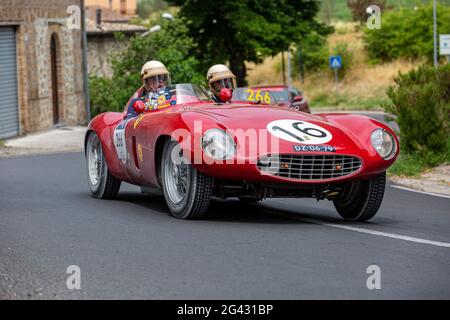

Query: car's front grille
<box><xmin>257</xmin><ymin>154</ymin><xmax>362</xmax><ymax>181</ymax></box>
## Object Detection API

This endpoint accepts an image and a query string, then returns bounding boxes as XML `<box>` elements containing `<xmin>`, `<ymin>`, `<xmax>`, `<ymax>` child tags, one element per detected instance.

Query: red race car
<box><xmin>249</xmin><ymin>85</ymin><xmax>311</xmax><ymax>113</ymax></box>
<box><xmin>85</xmin><ymin>83</ymin><xmax>398</xmax><ymax>221</ymax></box>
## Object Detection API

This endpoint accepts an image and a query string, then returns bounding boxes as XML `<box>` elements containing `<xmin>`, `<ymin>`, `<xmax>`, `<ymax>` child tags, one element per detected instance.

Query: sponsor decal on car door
<box><xmin>113</xmin><ymin>119</ymin><xmax>130</xmax><ymax>163</ymax></box>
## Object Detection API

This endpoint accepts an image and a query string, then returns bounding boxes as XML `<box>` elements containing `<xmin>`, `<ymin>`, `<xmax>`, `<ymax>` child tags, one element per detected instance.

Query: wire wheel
<box><xmin>87</xmin><ymin>133</ymin><xmax>102</xmax><ymax>187</ymax></box>
<box><xmin>161</xmin><ymin>140</ymin><xmax>214</xmax><ymax>219</ymax></box>
<box><xmin>163</xmin><ymin>143</ymin><xmax>190</xmax><ymax>205</ymax></box>
<box><xmin>85</xmin><ymin>132</ymin><xmax>121</xmax><ymax>199</ymax></box>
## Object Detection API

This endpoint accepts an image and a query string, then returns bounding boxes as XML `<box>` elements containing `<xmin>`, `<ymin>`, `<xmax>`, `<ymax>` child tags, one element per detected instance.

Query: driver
<box><xmin>141</xmin><ymin>60</ymin><xmax>171</xmax><ymax>95</ymax></box>
<box><xmin>126</xmin><ymin>60</ymin><xmax>171</xmax><ymax>117</ymax></box>
<box><xmin>206</xmin><ymin>64</ymin><xmax>236</xmax><ymax>103</ymax></box>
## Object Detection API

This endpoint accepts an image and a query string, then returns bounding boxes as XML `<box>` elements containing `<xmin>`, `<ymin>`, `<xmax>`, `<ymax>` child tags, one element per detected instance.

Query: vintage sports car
<box><xmin>250</xmin><ymin>85</ymin><xmax>311</xmax><ymax>113</ymax></box>
<box><xmin>85</xmin><ymin>83</ymin><xmax>398</xmax><ymax>221</ymax></box>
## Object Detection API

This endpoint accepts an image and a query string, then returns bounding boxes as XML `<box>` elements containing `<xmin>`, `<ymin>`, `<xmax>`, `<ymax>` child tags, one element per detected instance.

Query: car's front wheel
<box><xmin>86</xmin><ymin>132</ymin><xmax>121</xmax><ymax>199</ymax></box>
<box><xmin>161</xmin><ymin>140</ymin><xmax>214</xmax><ymax>219</ymax></box>
<box><xmin>333</xmin><ymin>172</ymin><xmax>386</xmax><ymax>221</ymax></box>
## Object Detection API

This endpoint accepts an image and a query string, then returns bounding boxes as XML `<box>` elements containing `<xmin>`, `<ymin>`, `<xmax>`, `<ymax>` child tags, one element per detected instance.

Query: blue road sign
<box><xmin>329</xmin><ymin>56</ymin><xmax>342</xmax><ymax>69</ymax></box>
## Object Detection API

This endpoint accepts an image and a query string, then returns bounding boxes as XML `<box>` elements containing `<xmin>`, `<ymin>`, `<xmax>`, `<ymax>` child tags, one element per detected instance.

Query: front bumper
<box><xmin>191</xmin><ymin>152</ymin><xmax>390</xmax><ymax>185</ymax></box>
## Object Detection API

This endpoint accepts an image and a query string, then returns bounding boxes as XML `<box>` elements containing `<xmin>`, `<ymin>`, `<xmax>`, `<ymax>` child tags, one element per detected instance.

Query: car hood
<box><xmin>182</xmin><ymin>104</ymin><xmax>366</xmax><ymax>155</ymax></box>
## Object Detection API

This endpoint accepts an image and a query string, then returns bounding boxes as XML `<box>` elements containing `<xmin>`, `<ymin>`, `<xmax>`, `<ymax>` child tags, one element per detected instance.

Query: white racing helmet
<box><xmin>141</xmin><ymin>60</ymin><xmax>171</xmax><ymax>91</ymax></box>
<box><xmin>206</xmin><ymin>64</ymin><xmax>237</xmax><ymax>96</ymax></box>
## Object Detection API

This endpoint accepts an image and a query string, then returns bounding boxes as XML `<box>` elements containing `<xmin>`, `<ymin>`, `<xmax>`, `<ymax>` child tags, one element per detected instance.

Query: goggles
<box><xmin>144</xmin><ymin>74</ymin><xmax>170</xmax><ymax>87</ymax></box>
<box><xmin>212</xmin><ymin>78</ymin><xmax>235</xmax><ymax>92</ymax></box>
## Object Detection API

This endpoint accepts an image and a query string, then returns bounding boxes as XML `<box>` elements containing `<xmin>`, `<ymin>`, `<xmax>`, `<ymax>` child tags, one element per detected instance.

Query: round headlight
<box><xmin>371</xmin><ymin>129</ymin><xmax>396</xmax><ymax>160</ymax></box>
<box><xmin>201</xmin><ymin>129</ymin><xmax>236</xmax><ymax>160</ymax></box>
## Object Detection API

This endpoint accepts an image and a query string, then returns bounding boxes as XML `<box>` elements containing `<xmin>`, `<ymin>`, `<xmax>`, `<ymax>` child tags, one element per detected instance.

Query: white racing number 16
<box><xmin>267</xmin><ymin>119</ymin><xmax>333</xmax><ymax>145</ymax></box>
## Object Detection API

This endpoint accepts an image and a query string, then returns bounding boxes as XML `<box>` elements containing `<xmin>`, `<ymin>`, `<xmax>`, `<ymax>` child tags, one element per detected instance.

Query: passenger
<box><xmin>206</xmin><ymin>64</ymin><xmax>236</xmax><ymax>103</ymax></box>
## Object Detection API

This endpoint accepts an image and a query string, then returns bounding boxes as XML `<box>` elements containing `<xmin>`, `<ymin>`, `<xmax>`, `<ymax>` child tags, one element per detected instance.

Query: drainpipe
<box><xmin>80</xmin><ymin>0</ymin><xmax>91</xmax><ymax>122</ymax></box>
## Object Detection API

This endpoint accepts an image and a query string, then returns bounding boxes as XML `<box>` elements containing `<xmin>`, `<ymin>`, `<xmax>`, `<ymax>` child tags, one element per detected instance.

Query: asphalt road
<box><xmin>1</xmin><ymin>152</ymin><xmax>449</xmax><ymax>299</ymax></box>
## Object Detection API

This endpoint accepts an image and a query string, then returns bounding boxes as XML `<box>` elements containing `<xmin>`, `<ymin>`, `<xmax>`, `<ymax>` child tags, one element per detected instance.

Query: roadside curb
<box><xmin>388</xmin><ymin>167</ymin><xmax>450</xmax><ymax>197</ymax></box>
<box><xmin>0</xmin><ymin>126</ymin><xmax>86</xmax><ymax>159</ymax></box>
<box><xmin>0</xmin><ymin>147</ymin><xmax>83</xmax><ymax>159</ymax></box>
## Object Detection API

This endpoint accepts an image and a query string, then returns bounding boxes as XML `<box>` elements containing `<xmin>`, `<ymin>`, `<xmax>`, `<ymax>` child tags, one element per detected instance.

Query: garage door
<box><xmin>0</xmin><ymin>27</ymin><xmax>19</xmax><ymax>139</ymax></box>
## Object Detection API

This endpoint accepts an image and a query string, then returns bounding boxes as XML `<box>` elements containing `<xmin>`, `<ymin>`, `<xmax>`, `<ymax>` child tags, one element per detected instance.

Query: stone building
<box><xmin>0</xmin><ymin>0</ymin><xmax>86</xmax><ymax>139</ymax></box>
<box><xmin>86</xmin><ymin>0</ymin><xmax>137</xmax><ymax>16</ymax></box>
<box><xmin>85</xmin><ymin>6</ymin><xmax>146</xmax><ymax>77</ymax></box>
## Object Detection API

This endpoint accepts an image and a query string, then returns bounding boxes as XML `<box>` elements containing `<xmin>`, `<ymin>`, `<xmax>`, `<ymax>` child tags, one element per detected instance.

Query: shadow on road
<box><xmin>111</xmin><ymin>190</ymin><xmax>353</xmax><ymax>225</ymax></box>
<box><xmin>78</xmin><ymin>186</ymin><xmax>392</xmax><ymax>227</ymax></box>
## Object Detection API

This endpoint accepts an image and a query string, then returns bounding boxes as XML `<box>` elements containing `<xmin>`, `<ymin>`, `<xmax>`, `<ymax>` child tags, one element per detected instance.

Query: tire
<box><xmin>161</xmin><ymin>140</ymin><xmax>214</xmax><ymax>219</ymax></box>
<box><xmin>333</xmin><ymin>172</ymin><xmax>386</xmax><ymax>222</ymax></box>
<box><xmin>86</xmin><ymin>132</ymin><xmax>121</xmax><ymax>199</ymax></box>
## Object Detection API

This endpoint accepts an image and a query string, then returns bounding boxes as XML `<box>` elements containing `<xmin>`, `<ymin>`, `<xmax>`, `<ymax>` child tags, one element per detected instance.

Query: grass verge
<box><xmin>310</xmin><ymin>93</ymin><xmax>388</xmax><ymax>110</ymax></box>
<box><xmin>247</xmin><ymin>22</ymin><xmax>420</xmax><ymax>112</ymax></box>
<box><xmin>388</xmin><ymin>139</ymin><xmax>450</xmax><ymax>177</ymax></box>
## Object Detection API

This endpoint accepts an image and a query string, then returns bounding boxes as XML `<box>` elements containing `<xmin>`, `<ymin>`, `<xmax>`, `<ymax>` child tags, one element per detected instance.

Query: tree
<box><xmin>137</xmin><ymin>0</ymin><xmax>169</xmax><ymax>19</ymax></box>
<box><xmin>89</xmin><ymin>18</ymin><xmax>203</xmax><ymax>116</ymax></box>
<box><xmin>320</xmin><ymin>0</ymin><xmax>335</xmax><ymax>24</ymax></box>
<box><xmin>347</xmin><ymin>0</ymin><xmax>392</xmax><ymax>24</ymax></box>
<box><xmin>166</xmin><ymin>0</ymin><xmax>330</xmax><ymax>86</ymax></box>
<box><xmin>363</xmin><ymin>4</ymin><xmax>450</xmax><ymax>63</ymax></box>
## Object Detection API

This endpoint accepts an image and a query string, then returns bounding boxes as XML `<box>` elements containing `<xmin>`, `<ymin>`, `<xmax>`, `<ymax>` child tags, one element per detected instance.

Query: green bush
<box><xmin>330</xmin><ymin>43</ymin><xmax>353</xmax><ymax>78</ymax></box>
<box><xmin>293</xmin><ymin>32</ymin><xmax>329</xmax><ymax>73</ymax></box>
<box><xmin>384</xmin><ymin>64</ymin><xmax>450</xmax><ymax>155</ymax></box>
<box><xmin>363</xmin><ymin>4</ymin><xmax>450</xmax><ymax>63</ymax></box>
<box><xmin>293</xmin><ymin>32</ymin><xmax>353</xmax><ymax>80</ymax></box>
<box><xmin>89</xmin><ymin>18</ymin><xmax>203</xmax><ymax>117</ymax></box>
<box><xmin>389</xmin><ymin>141</ymin><xmax>450</xmax><ymax>176</ymax></box>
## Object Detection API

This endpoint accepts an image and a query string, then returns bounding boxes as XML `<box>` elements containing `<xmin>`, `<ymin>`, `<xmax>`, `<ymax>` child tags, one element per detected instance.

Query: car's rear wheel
<box><xmin>333</xmin><ymin>172</ymin><xmax>386</xmax><ymax>221</ymax></box>
<box><xmin>86</xmin><ymin>132</ymin><xmax>121</xmax><ymax>199</ymax></box>
<box><xmin>161</xmin><ymin>140</ymin><xmax>214</xmax><ymax>219</ymax></box>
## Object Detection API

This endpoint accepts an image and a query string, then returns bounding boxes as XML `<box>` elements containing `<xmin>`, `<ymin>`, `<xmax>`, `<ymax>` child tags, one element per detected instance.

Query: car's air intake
<box><xmin>257</xmin><ymin>154</ymin><xmax>362</xmax><ymax>181</ymax></box>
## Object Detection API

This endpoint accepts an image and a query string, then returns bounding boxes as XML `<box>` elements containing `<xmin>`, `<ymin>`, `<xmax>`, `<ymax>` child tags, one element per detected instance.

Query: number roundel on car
<box><xmin>267</xmin><ymin>119</ymin><xmax>333</xmax><ymax>144</ymax></box>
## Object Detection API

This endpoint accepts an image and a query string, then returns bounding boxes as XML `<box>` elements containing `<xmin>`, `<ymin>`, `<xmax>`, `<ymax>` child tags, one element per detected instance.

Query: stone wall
<box><xmin>87</xmin><ymin>33</ymin><xmax>130</xmax><ymax>77</ymax></box>
<box><xmin>0</xmin><ymin>0</ymin><xmax>86</xmax><ymax>135</ymax></box>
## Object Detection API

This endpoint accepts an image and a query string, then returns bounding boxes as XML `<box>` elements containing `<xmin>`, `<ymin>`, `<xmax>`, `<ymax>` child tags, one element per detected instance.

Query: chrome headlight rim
<box><xmin>201</xmin><ymin>128</ymin><xmax>236</xmax><ymax>160</ymax></box>
<box><xmin>370</xmin><ymin>128</ymin><xmax>397</xmax><ymax>160</ymax></box>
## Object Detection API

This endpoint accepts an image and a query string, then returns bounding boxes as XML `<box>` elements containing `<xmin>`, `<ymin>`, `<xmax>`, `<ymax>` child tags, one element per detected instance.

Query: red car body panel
<box><xmin>86</xmin><ymin>95</ymin><xmax>399</xmax><ymax>189</ymax></box>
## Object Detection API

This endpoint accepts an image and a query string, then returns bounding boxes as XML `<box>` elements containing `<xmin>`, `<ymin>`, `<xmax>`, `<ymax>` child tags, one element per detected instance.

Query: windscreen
<box><xmin>265</xmin><ymin>89</ymin><xmax>290</xmax><ymax>103</ymax></box>
<box><xmin>144</xmin><ymin>83</ymin><xmax>212</xmax><ymax>110</ymax></box>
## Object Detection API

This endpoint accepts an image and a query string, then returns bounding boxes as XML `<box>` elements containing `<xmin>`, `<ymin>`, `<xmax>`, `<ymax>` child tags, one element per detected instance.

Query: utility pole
<box><xmin>298</xmin><ymin>46</ymin><xmax>305</xmax><ymax>84</ymax></box>
<box><xmin>433</xmin><ymin>0</ymin><xmax>438</xmax><ymax>67</ymax></box>
<box><xmin>81</xmin><ymin>0</ymin><xmax>91</xmax><ymax>122</ymax></box>
<box><xmin>287</xmin><ymin>48</ymin><xmax>292</xmax><ymax>89</ymax></box>
<box><xmin>281</xmin><ymin>51</ymin><xmax>286</xmax><ymax>85</ymax></box>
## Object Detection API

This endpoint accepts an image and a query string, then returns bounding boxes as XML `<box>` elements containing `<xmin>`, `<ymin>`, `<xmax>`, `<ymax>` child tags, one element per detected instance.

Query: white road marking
<box><xmin>301</xmin><ymin>218</ymin><xmax>450</xmax><ymax>248</ymax></box>
<box><xmin>266</xmin><ymin>208</ymin><xmax>450</xmax><ymax>249</ymax></box>
<box><xmin>390</xmin><ymin>184</ymin><xmax>450</xmax><ymax>199</ymax></box>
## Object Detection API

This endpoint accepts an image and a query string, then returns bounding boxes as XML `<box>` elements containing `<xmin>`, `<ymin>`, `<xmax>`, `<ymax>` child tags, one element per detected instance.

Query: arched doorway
<box><xmin>50</xmin><ymin>33</ymin><xmax>60</xmax><ymax>125</ymax></box>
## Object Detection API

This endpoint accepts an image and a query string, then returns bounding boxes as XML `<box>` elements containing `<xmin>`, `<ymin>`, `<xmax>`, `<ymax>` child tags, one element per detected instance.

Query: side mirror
<box><xmin>293</xmin><ymin>95</ymin><xmax>303</xmax><ymax>102</ymax></box>
<box><xmin>133</xmin><ymin>100</ymin><xmax>146</xmax><ymax>114</ymax></box>
<box><xmin>219</xmin><ymin>88</ymin><xmax>233</xmax><ymax>102</ymax></box>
